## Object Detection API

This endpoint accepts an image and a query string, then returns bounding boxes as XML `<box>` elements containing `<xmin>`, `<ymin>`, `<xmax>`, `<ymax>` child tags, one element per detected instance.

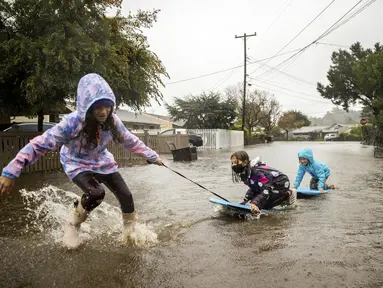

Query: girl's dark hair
<box><xmin>79</xmin><ymin>107</ymin><xmax>123</xmax><ymax>151</ymax></box>
<box><xmin>230</xmin><ymin>151</ymin><xmax>250</xmax><ymax>183</ymax></box>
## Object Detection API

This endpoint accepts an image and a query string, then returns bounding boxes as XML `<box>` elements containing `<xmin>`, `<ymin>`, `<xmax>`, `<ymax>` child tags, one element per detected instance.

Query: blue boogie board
<box><xmin>209</xmin><ymin>198</ymin><xmax>289</xmax><ymax>214</ymax></box>
<box><xmin>296</xmin><ymin>187</ymin><xmax>329</xmax><ymax>195</ymax></box>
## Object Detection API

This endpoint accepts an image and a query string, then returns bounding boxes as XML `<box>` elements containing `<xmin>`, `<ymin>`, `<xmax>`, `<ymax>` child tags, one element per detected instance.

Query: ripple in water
<box><xmin>211</xmin><ymin>202</ymin><xmax>299</xmax><ymax>221</ymax></box>
<box><xmin>19</xmin><ymin>185</ymin><xmax>158</xmax><ymax>248</ymax></box>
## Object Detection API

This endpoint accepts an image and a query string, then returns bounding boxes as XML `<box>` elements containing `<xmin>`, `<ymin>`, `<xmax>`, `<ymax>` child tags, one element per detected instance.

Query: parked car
<box><xmin>1</xmin><ymin>123</ymin><xmax>57</xmax><ymax>151</ymax></box>
<box><xmin>159</xmin><ymin>128</ymin><xmax>203</xmax><ymax>147</ymax></box>
<box><xmin>324</xmin><ymin>133</ymin><xmax>338</xmax><ymax>141</ymax></box>
<box><xmin>2</xmin><ymin>122</ymin><xmax>56</xmax><ymax>132</ymax></box>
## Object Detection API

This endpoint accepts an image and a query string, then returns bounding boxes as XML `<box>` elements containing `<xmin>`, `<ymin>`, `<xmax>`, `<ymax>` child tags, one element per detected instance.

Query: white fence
<box><xmin>129</xmin><ymin>129</ymin><xmax>161</xmax><ymax>135</ymax></box>
<box><xmin>129</xmin><ymin>128</ymin><xmax>244</xmax><ymax>149</ymax></box>
<box><xmin>189</xmin><ymin>129</ymin><xmax>244</xmax><ymax>149</ymax></box>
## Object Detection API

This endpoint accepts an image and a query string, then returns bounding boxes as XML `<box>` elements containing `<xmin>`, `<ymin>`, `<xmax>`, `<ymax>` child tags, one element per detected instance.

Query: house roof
<box><xmin>145</xmin><ymin>113</ymin><xmax>186</xmax><ymax>127</ymax></box>
<box><xmin>322</xmin><ymin>124</ymin><xmax>356</xmax><ymax>133</ymax></box>
<box><xmin>293</xmin><ymin>126</ymin><xmax>328</xmax><ymax>134</ymax></box>
<box><xmin>115</xmin><ymin>109</ymin><xmax>163</xmax><ymax>125</ymax></box>
<box><xmin>146</xmin><ymin>113</ymin><xmax>172</xmax><ymax>122</ymax></box>
<box><xmin>293</xmin><ymin>123</ymin><xmax>358</xmax><ymax>134</ymax></box>
<box><xmin>64</xmin><ymin>104</ymin><xmax>184</xmax><ymax>126</ymax></box>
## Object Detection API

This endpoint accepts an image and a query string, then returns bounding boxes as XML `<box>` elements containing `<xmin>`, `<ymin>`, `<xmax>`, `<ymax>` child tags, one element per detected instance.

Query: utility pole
<box><xmin>235</xmin><ymin>32</ymin><xmax>256</xmax><ymax>131</ymax></box>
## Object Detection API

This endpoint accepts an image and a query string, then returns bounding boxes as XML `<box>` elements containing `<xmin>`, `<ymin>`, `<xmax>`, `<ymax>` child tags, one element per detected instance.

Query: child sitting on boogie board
<box><xmin>230</xmin><ymin>151</ymin><xmax>296</xmax><ymax>214</ymax></box>
<box><xmin>293</xmin><ymin>148</ymin><xmax>335</xmax><ymax>193</ymax></box>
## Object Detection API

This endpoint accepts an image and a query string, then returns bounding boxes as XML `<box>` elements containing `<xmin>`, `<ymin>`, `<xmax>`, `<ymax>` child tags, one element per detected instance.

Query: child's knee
<box><xmin>81</xmin><ymin>186</ymin><xmax>105</xmax><ymax>211</ymax></box>
<box><xmin>309</xmin><ymin>179</ymin><xmax>318</xmax><ymax>189</ymax></box>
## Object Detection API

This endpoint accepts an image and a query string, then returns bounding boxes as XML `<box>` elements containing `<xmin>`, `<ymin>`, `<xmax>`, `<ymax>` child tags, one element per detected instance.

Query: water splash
<box><xmin>211</xmin><ymin>202</ymin><xmax>299</xmax><ymax>221</ymax></box>
<box><xmin>211</xmin><ymin>203</ymin><xmax>261</xmax><ymax>220</ymax></box>
<box><xmin>20</xmin><ymin>185</ymin><xmax>158</xmax><ymax>248</ymax></box>
<box><xmin>120</xmin><ymin>222</ymin><xmax>158</xmax><ymax>248</ymax></box>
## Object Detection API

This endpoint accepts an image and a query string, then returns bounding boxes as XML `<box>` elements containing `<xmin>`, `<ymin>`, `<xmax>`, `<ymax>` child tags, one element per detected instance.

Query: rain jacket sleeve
<box><xmin>113</xmin><ymin>114</ymin><xmax>159</xmax><ymax>162</ymax></box>
<box><xmin>294</xmin><ymin>165</ymin><xmax>305</xmax><ymax>188</ymax></box>
<box><xmin>249</xmin><ymin>169</ymin><xmax>273</xmax><ymax>210</ymax></box>
<box><xmin>1</xmin><ymin>118</ymin><xmax>74</xmax><ymax>179</ymax></box>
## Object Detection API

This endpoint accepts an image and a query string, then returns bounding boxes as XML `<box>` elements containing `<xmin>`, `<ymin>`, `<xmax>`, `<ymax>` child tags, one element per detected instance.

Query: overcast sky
<box><xmin>116</xmin><ymin>0</ymin><xmax>383</xmax><ymax>118</ymax></box>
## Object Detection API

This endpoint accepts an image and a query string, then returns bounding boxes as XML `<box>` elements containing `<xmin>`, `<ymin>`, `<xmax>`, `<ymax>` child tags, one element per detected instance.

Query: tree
<box><xmin>295</xmin><ymin>110</ymin><xmax>311</xmax><ymax>126</ymax></box>
<box><xmin>225</xmin><ymin>84</ymin><xmax>273</xmax><ymax>133</ymax></box>
<box><xmin>0</xmin><ymin>0</ymin><xmax>168</xmax><ymax>130</ymax></box>
<box><xmin>166</xmin><ymin>91</ymin><xmax>238</xmax><ymax>129</ymax></box>
<box><xmin>104</xmin><ymin>10</ymin><xmax>168</xmax><ymax>109</ymax></box>
<box><xmin>277</xmin><ymin>110</ymin><xmax>309</xmax><ymax>140</ymax></box>
<box><xmin>317</xmin><ymin>42</ymin><xmax>383</xmax><ymax>128</ymax></box>
<box><xmin>309</xmin><ymin>107</ymin><xmax>361</xmax><ymax>126</ymax></box>
<box><xmin>259</xmin><ymin>96</ymin><xmax>282</xmax><ymax>136</ymax></box>
<box><xmin>243</xmin><ymin>90</ymin><xmax>269</xmax><ymax>133</ymax></box>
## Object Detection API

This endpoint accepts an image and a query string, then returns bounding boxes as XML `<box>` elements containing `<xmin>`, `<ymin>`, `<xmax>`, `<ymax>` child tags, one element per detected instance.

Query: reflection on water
<box><xmin>0</xmin><ymin>142</ymin><xmax>382</xmax><ymax>288</ymax></box>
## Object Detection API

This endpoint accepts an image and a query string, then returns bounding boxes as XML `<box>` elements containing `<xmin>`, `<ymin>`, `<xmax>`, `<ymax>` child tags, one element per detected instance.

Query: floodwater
<box><xmin>0</xmin><ymin>141</ymin><xmax>382</xmax><ymax>288</ymax></box>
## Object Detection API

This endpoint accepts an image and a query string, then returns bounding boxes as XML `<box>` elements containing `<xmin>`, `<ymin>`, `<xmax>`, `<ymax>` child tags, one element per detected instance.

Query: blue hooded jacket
<box><xmin>294</xmin><ymin>148</ymin><xmax>330</xmax><ymax>189</ymax></box>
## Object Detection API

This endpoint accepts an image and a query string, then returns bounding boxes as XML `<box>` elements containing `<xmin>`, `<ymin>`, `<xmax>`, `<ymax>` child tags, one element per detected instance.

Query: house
<box><xmin>145</xmin><ymin>113</ymin><xmax>185</xmax><ymax>129</ymax></box>
<box><xmin>61</xmin><ymin>105</ymin><xmax>166</xmax><ymax>132</ymax></box>
<box><xmin>292</xmin><ymin>124</ymin><xmax>358</xmax><ymax>139</ymax></box>
<box><xmin>292</xmin><ymin>126</ymin><xmax>328</xmax><ymax>139</ymax></box>
<box><xmin>321</xmin><ymin>124</ymin><xmax>357</xmax><ymax>136</ymax></box>
<box><xmin>115</xmin><ymin>109</ymin><xmax>164</xmax><ymax>133</ymax></box>
<box><xmin>10</xmin><ymin>101</ymin><xmax>181</xmax><ymax>135</ymax></box>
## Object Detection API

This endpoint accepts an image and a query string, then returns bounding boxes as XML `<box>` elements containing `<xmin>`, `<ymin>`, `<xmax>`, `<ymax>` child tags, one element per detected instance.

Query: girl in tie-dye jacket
<box><xmin>0</xmin><ymin>73</ymin><xmax>163</xmax><ymax>247</ymax></box>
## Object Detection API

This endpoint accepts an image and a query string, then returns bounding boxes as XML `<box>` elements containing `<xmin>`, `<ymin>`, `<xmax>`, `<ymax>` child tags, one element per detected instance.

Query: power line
<box><xmin>261</xmin><ymin>0</ymin><xmax>377</xmax><ymax>80</ymax></box>
<box><xmin>162</xmin><ymin>0</ymin><xmax>377</xmax><ymax>95</ymax></box>
<box><xmin>249</xmin><ymin>0</ymin><xmax>337</xmax><ymax>76</ymax></box>
<box><xmin>282</xmin><ymin>0</ymin><xmax>376</xmax><ymax>77</ymax></box>
<box><xmin>259</xmin><ymin>47</ymin><xmax>313</xmax><ymax>80</ymax></box>
<box><xmin>262</xmin><ymin>0</ymin><xmax>293</xmax><ymax>35</ymax></box>
<box><xmin>208</xmin><ymin>64</ymin><xmax>242</xmax><ymax>91</ymax></box>
<box><xmin>247</xmin><ymin>55</ymin><xmax>317</xmax><ymax>87</ymax></box>
<box><xmin>165</xmin><ymin>48</ymin><xmax>301</xmax><ymax>85</ymax></box>
<box><xmin>250</xmin><ymin>0</ymin><xmax>369</xmax><ymax>80</ymax></box>
<box><xmin>315</xmin><ymin>41</ymin><xmax>350</xmax><ymax>48</ymax></box>
<box><xmin>165</xmin><ymin>66</ymin><xmax>242</xmax><ymax>85</ymax></box>
<box><xmin>248</xmin><ymin>40</ymin><xmax>355</xmax><ymax>87</ymax></box>
<box><xmin>251</xmin><ymin>78</ymin><xmax>325</xmax><ymax>101</ymax></box>
<box><xmin>253</xmin><ymin>83</ymin><xmax>330</xmax><ymax>103</ymax></box>
<box><xmin>319</xmin><ymin>0</ymin><xmax>377</xmax><ymax>39</ymax></box>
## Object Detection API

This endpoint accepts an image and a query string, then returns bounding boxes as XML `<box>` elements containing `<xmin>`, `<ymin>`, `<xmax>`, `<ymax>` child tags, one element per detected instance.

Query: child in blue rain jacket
<box><xmin>294</xmin><ymin>148</ymin><xmax>335</xmax><ymax>193</ymax></box>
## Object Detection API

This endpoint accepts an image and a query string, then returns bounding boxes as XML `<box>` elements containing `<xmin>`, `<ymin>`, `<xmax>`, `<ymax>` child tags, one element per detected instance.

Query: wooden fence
<box><xmin>0</xmin><ymin>131</ymin><xmax>189</xmax><ymax>175</ymax></box>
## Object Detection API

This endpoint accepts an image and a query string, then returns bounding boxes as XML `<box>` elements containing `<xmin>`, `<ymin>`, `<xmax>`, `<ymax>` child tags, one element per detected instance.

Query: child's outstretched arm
<box><xmin>2</xmin><ymin>117</ymin><xmax>74</xmax><ymax>179</ymax></box>
<box><xmin>294</xmin><ymin>165</ymin><xmax>305</xmax><ymax>188</ymax></box>
<box><xmin>113</xmin><ymin>114</ymin><xmax>159</xmax><ymax>163</ymax></box>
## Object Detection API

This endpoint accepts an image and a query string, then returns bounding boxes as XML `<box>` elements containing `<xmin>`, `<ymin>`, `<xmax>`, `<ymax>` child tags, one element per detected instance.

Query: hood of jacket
<box><xmin>298</xmin><ymin>148</ymin><xmax>314</xmax><ymax>163</ymax></box>
<box><xmin>76</xmin><ymin>73</ymin><xmax>116</xmax><ymax>121</ymax></box>
<box><xmin>250</xmin><ymin>156</ymin><xmax>266</xmax><ymax>167</ymax></box>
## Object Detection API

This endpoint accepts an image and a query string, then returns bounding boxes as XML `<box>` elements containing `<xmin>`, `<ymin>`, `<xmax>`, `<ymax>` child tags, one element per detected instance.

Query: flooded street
<box><xmin>1</xmin><ymin>141</ymin><xmax>382</xmax><ymax>288</ymax></box>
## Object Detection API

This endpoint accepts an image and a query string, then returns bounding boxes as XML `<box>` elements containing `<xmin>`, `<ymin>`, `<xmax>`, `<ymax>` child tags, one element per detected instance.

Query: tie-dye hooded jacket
<box><xmin>1</xmin><ymin>73</ymin><xmax>159</xmax><ymax>180</ymax></box>
<box><xmin>241</xmin><ymin>159</ymin><xmax>290</xmax><ymax>209</ymax></box>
